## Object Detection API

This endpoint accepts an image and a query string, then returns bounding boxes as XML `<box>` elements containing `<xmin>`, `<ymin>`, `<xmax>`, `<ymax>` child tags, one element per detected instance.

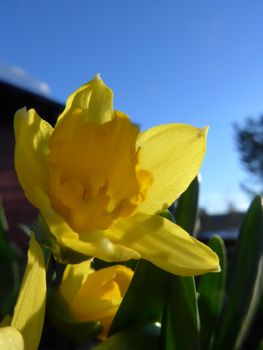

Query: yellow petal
<box><xmin>61</xmin><ymin>235</ymin><xmax>141</xmax><ymax>262</ymax></box>
<box><xmin>0</xmin><ymin>327</ymin><xmax>24</xmax><ymax>350</ymax></box>
<box><xmin>29</xmin><ymin>188</ymin><xmax>125</xmax><ymax>262</ymax></box>
<box><xmin>59</xmin><ymin>260</ymin><xmax>92</xmax><ymax>303</ymax></box>
<box><xmin>11</xmin><ymin>235</ymin><xmax>46</xmax><ymax>350</ymax></box>
<box><xmin>137</xmin><ymin>124</ymin><xmax>208</xmax><ymax>214</ymax></box>
<box><xmin>14</xmin><ymin>107</ymin><xmax>53</xmax><ymax>208</ymax></box>
<box><xmin>70</xmin><ymin>266</ymin><xmax>130</xmax><ymax>319</ymax></box>
<box><xmin>69</xmin><ymin>265</ymin><xmax>133</xmax><ymax>338</ymax></box>
<box><xmin>32</xmin><ymin>187</ymin><xmax>78</xmax><ymax>241</ymax></box>
<box><xmin>34</xmin><ymin>187</ymin><xmax>140</xmax><ymax>262</ymax></box>
<box><xmin>56</xmin><ymin>74</ymin><xmax>114</xmax><ymax>125</ymax></box>
<box><xmin>108</xmin><ymin>212</ymin><xmax>220</xmax><ymax>276</ymax></box>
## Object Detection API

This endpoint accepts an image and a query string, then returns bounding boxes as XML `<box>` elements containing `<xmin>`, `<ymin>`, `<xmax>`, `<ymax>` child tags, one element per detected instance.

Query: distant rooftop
<box><xmin>0</xmin><ymin>79</ymin><xmax>64</xmax><ymax>125</ymax></box>
<box><xmin>0</xmin><ymin>80</ymin><xmax>64</xmax><ymax>247</ymax></box>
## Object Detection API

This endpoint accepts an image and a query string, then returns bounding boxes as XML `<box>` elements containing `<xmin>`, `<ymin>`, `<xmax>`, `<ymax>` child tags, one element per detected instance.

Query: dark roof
<box><xmin>0</xmin><ymin>79</ymin><xmax>65</xmax><ymax>248</ymax></box>
<box><xmin>0</xmin><ymin>79</ymin><xmax>64</xmax><ymax>125</ymax></box>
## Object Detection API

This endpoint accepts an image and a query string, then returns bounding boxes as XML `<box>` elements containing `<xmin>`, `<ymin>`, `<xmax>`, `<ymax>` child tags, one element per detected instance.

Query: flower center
<box><xmin>47</xmin><ymin>109</ymin><xmax>152</xmax><ymax>232</ymax></box>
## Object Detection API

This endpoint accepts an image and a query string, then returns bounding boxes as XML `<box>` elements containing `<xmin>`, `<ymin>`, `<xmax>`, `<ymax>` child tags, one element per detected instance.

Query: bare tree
<box><xmin>234</xmin><ymin>115</ymin><xmax>263</xmax><ymax>195</ymax></box>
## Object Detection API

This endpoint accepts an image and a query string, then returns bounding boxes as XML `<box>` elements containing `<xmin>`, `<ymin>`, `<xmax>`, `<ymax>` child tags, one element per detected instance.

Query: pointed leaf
<box><xmin>0</xmin><ymin>202</ymin><xmax>20</xmax><ymax>317</ymax></box>
<box><xmin>257</xmin><ymin>338</ymin><xmax>263</xmax><ymax>350</ymax></box>
<box><xmin>160</xmin><ymin>179</ymin><xmax>200</xmax><ymax>350</ymax></box>
<box><xmin>161</xmin><ymin>276</ymin><xmax>200</xmax><ymax>350</ymax></box>
<box><xmin>198</xmin><ymin>235</ymin><xmax>227</xmax><ymax>349</ymax></box>
<box><xmin>0</xmin><ymin>199</ymin><xmax>8</xmax><ymax>232</ymax></box>
<box><xmin>170</xmin><ymin>176</ymin><xmax>199</xmax><ymax>236</ymax></box>
<box><xmin>211</xmin><ymin>196</ymin><xmax>263</xmax><ymax>350</ymax></box>
<box><xmin>109</xmin><ymin>259</ymin><xmax>168</xmax><ymax>335</ymax></box>
<box><xmin>95</xmin><ymin>323</ymin><xmax>160</xmax><ymax>350</ymax></box>
<box><xmin>241</xmin><ymin>295</ymin><xmax>263</xmax><ymax>350</ymax></box>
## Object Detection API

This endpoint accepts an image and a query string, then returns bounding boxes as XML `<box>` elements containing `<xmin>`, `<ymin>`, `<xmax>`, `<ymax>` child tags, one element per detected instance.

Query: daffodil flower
<box><xmin>59</xmin><ymin>260</ymin><xmax>133</xmax><ymax>339</ymax></box>
<box><xmin>0</xmin><ymin>236</ymin><xmax>46</xmax><ymax>350</ymax></box>
<box><xmin>14</xmin><ymin>75</ymin><xmax>219</xmax><ymax>275</ymax></box>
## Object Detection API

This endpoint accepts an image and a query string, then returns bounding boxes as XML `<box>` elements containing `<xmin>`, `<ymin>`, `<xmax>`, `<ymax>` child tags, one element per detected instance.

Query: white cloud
<box><xmin>0</xmin><ymin>62</ymin><xmax>51</xmax><ymax>97</ymax></box>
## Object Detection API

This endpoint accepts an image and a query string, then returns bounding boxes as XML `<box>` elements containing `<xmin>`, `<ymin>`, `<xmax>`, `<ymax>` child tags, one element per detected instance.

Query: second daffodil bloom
<box><xmin>14</xmin><ymin>75</ymin><xmax>219</xmax><ymax>275</ymax></box>
<box><xmin>59</xmin><ymin>260</ymin><xmax>133</xmax><ymax>339</ymax></box>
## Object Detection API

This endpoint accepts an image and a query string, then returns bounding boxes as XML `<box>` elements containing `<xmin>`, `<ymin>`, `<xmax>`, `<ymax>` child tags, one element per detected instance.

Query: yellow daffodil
<box><xmin>14</xmin><ymin>75</ymin><xmax>219</xmax><ymax>275</ymax></box>
<box><xmin>59</xmin><ymin>260</ymin><xmax>133</xmax><ymax>339</ymax></box>
<box><xmin>0</xmin><ymin>235</ymin><xmax>46</xmax><ymax>350</ymax></box>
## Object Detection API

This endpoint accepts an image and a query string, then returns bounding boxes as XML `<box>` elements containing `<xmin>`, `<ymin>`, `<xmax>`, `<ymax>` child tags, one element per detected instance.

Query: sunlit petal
<box><xmin>137</xmin><ymin>124</ymin><xmax>207</xmax><ymax>213</ymax></box>
<box><xmin>14</xmin><ymin>107</ymin><xmax>52</xmax><ymax>208</ymax></box>
<box><xmin>108</xmin><ymin>212</ymin><xmax>220</xmax><ymax>276</ymax></box>
<box><xmin>59</xmin><ymin>260</ymin><xmax>92</xmax><ymax>303</ymax></box>
<box><xmin>56</xmin><ymin>74</ymin><xmax>114</xmax><ymax>125</ymax></box>
<box><xmin>11</xmin><ymin>235</ymin><xmax>46</xmax><ymax>350</ymax></box>
<box><xmin>61</xmin><ymin>235</ymin><xmax>140</xmax><ymax>262</ymax></box>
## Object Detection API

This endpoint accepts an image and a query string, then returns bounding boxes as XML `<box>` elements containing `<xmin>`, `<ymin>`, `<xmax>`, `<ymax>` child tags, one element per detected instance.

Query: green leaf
<box><xmin>171</xmin><ymin>176</ymin><xmax>199</xmax><ymax>236</ymax></box>
<box><xmin>160</xmin><ymin>177</ymin><xmax>200</xmax><ymax>350</ymax></box>
<box><xmin>109</xmin><ymin>259</ymin><xmax>168</xmax><ymax>335</ymax></box>
<box><xmin>94</xmin><ymin>323</ymin><xmax>160</xmax><ymax>350</ymax></box>
<box><xmin>256</xmin><ymin>338</ymin><xmax>263</xmax><ymax>350</ymax></box>
<box><xmin>0</xmin><ymin>199</ymin><xmax>8</xmax><ymax>232</ymax></box>
<box><xmin>197</xmin><ymin>235</ymin><xmax>227</xmax><ymax>349</ymax></box>
<box><xmin>242</xmin><ymin>295</ymin><xmax>263</xmax><ymax>350</ymax></box>
<box><xmin>159</xmin><ymin>210</ymin><xmax>176</xmax><ymax>223</ymax></box>
<box><xmin>211</xmin><ymin>195</ymin><xmax>263</xmax><ymax>350</ymax></box>
<box><xmin>161</xmin><ymin>276</ymin><xmax>200</xmax><ymax>350</ymax></box>
<box><xmin>0</xmin><ymin>201</ymin><xmax>20</xmax><ymax>317</ymax></box>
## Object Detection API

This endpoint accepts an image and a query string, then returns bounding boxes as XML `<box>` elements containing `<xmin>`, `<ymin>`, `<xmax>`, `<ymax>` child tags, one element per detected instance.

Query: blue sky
<box><xmin>1</xmin><ymin>0</ymin><xmax>263</xmax><ymax>213</ymax></box>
